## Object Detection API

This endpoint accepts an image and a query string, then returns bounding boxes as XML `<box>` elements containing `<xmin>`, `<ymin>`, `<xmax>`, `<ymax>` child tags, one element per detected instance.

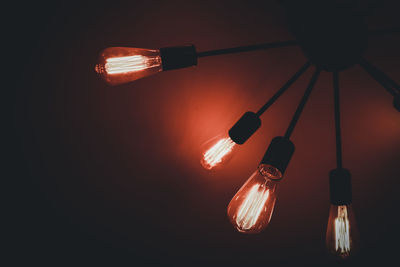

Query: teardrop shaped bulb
<box><xmin>326</xmin><ymin>204</ymin><xmax>360</xmax><ymax>260</ymax></box>
<box><xmin>95</xmin><ymin>47</ymin><xmax>163</xmax><ymax>85</ymax></box>
<box><xmin>227</xmin><ymin>165</ymin><xmax>281</xmax><ymax>233</ymax></box>
<box><xmin>200</xmin><ymin>135</ymin><xmax>237</xmax><ymax>170</ymax></box>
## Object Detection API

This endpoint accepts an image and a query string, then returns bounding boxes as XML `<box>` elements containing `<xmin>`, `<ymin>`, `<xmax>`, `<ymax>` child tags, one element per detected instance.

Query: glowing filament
<box><xmin>104</xmin><ymin>55</ymin><xmax>161</xmax><ymax>74</ymax></box>
<box><xmin>334</xmin><ymin>205</ymin><xmax>351</xmax><ymax>255</ymax></box>
<box><xmin>202</xmin><ymin>138</ymin><xmax>235</xmax><ymax>169</ymax></box>
<box><xmin>236</xmin><ymin>184</ymin><xmax>270</xmax><ymax>230</ymax></box>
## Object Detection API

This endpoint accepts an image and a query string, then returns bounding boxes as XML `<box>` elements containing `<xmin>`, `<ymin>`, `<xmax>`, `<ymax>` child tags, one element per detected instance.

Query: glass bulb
<box><xmin>227</xmin><ymin>165</ymin><xmax>282</xmax><ymax>233</ymax></box>
<box><xmin>200</xmin><ymin>135</ymin><xmax>237</xmax><ymax>170</ymax></box>
<box><xmin>326</xmin><ymin>204</ymin><xmax>360</xmax><ymax>260</ymax></box>
<box><xmin>95</xmin><ymin>47</ymin><xmax>162</xmax><ymax>85</ymax></box>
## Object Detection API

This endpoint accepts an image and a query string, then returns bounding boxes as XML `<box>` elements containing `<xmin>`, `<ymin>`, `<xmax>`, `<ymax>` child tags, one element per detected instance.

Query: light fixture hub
<box><xmin>285</xmin><ymin>1</ymin><xmax>368</xmax><ymax>72</ymax></box>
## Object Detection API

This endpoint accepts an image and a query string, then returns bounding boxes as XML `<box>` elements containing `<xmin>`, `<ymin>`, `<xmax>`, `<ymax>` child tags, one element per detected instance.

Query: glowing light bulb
<box><xmin>200</xmin><ymin>135</ymin><xmax>237</xmax><ymax>170</ymax></box>
<box><xmin>95</xmin><ymin>45</ymin><xmax>197</xmax><ymax>85</ymax></box>
<box><xmin>326</xmin><ymin>204</ymin><xmax>359</xmax><ymax>260</ymax></box>
<box><xmin>95</xmin><ymin>47</ymin><xmax>163</xmax><ymax>85</ymax></box>
<box><xmin>227</xmin><ymin>164</ymin><xmax>281</xmax><ymax>233</ymax></box>
<box><xmin>200</xmin><ymin>112</ymin><xmax>262</xmax><ymax>170</ymax></box>
<box><xmin>326</xmin><ymin>168</ymin><xmax>360</xmax><ymax>260</ymax></box>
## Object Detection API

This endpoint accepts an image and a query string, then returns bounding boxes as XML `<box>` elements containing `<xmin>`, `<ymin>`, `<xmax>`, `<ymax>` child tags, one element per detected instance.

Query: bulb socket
<box><xmin>160</xmin><ymin>45</ymin><xmax>198</xmax><ymax>71</ymax></box>
<box><xmin>394</xmin><ymin>94</ymin><xmax>400</xmax><ymax>112</ymax></box>
<box><xmin>260</xmin><ymin>136</ymin><xmax>295</xmax><ymax>175</ymax></box>
<box><xmin>228</xmin><ymin>112</ymin><xmax>261</xmax><ymax>144</ymax></box>
<box><xmin>329</xmin><ymin>168</ymin><xmax>352</xmax><ymax>205</ymax></box>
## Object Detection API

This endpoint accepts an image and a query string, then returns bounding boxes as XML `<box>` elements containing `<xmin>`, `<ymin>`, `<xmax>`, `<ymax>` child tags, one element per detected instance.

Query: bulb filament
<box><xmin>235</xmin><ymin>183</ymin><xmax>270</xmax><ymax>231</ymax></box>
<box><xmin>101</xmin><ymin>55</ymin><xmax>162</xmax><ymax>75</ymax></box>
<box><xmin>202</xmin><ymin>137</ymin><xmax>235</xmax><ymax>169</ymax></box>
<box><xmin>334</xmin><ymin>205</ymin><xmax>351</xmax><ymax>256</ymax></box>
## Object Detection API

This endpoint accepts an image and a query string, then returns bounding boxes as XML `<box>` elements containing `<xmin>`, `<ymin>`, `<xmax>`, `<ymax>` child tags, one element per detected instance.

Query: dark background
<box><xmin>8</xmin><ymin>0</ymin><xmax>400</xmax><ymax>266</ymax></box>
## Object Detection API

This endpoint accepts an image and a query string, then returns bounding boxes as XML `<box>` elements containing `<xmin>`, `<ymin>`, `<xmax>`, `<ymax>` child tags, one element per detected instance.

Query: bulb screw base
<box><xmin>260</xmin><ymin>136</ymin><xmax>295</xmax><ymax>175</ymax></box>
<box><xmin>329</xmin><ymin>168</ymin><xmax>352</xmax><ymax>205</ymax></box>
<box><xmin>228</xmin><ymin>112</ymin><xmax>261</xmax><ymax>144</ymax></box>
<box><xmin>160</xmin><ymin>45</ymin><xmax>197</xmax><ymax>71</ymax></box>
<box><xmin>394</xmin><ymin>94</ymin><xmax>400</xmax><ymax>112</ymax></box>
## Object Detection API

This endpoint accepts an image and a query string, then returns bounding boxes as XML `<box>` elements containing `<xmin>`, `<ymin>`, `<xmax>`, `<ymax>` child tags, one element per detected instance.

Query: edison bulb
<box><xmin>95</xmin><ymin>47</ymin><xmax>163</xmax><ymax>85</ymax></box>
<box><xmin>326</xmin><ymin>204</ymin><xmax>360</xmax><ymax>260</ymax></box>
<box><xmin>200</xmin><ymin>135</ymin><xmax>237</xmax><ymax>170</ymax></box>
<box><xmin>227</xmin><ymin>164</ymin><xmax>282</xmax><ymax>233</ymax></box>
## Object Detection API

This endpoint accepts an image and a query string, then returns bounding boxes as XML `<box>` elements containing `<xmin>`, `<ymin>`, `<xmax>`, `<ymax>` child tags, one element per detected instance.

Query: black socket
<box><xmin>228</xmin><ymin>112</ymin><xmax>261</xmax><ymax>144</ymax></box>
<box><xmin>260</xmin><ymin>136</ymin><xmax>295</xmax><ymax>175</ymax></box>
<box><xmin>329</xmin><ymin>168</ymin><xmax>352</xmax><ymax>205</ymax></box>
<box><xmin>394</xmin><ymin>94</ymin><xmax>400</xmax><ymax>112</ymax></box>
<box><xmin>160</xmin><ymin>45</ymin><xmax>198</xmax><ymax>71</ymax></box>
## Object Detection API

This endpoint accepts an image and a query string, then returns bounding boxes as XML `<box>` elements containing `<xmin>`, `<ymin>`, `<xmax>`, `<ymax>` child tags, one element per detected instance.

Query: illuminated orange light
<box><xmin>103</xmin><ymin>55</ymin><xmax>162</xmax><ymax>75</ymax></box>
<box><xmin>227</xmin><ymin>170</ymin><xmax>278</xmax><ymax>233</ymax></box>
<box><xmin>201</xmin><ymin>137</ymin><xmax>236</xmax><ymax>170</ymax></box>
<box><xmin>236</xmin><ymin>184</ymin><xmax>270</xmax><ymax>230</ymax></box>
<box><xmin>95</xmin><ymin>47</ymin><xmax>163</xmax><ymax>85</ymax></box>
<box><xmin>326</xmin><ymin>203</ymin><xmax>359</xmax><ymax>260</ymax></box>
<box><xmin>334</xmin><ymin>205</ymin><xmax>351</xmax><ymax>255</ymax></box>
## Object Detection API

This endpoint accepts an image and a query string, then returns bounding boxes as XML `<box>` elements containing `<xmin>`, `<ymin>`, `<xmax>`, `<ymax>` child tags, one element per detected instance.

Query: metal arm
<box><xmin>359</xmin><ymin>59</ymin><xmax>399</xmax><ymax>96</ymax></box>
<box><xmin>256</xmin><ymin>61</ymin><xmax>311</xmax><ymax>116</ymax></box>
<box><xmin>284</xmin><ymin>68</ymin><xmax>320</xmax><ymax>139</ymax></box>
<box><xmin>197</xmin><ymin>40</ymin><xmax>297</xmax><ymax>58</ymax></box>
<box><xmin>333</xmin><ymin>72</ymin><xmax>343</xmax><ymax>169</ymax></box>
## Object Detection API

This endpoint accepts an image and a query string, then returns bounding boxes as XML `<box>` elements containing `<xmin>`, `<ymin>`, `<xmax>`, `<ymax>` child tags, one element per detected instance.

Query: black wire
<box><xmin>284</xmin><ymin>68</ymin><xmax>320</xmax><ymax>139</ymax></box>
<box><xmin>359</xmin><ymin>59</ymin><xmax>399</xmax><ymax>96</ymax></box>
<box><xmin>256</xmin><ymin>61</ymin><xmax>312</xmax><ymax>117</ymax></box>
<box><xmin>333</xmin><ymin>72</ymin><xmax>343</xmax><ymax>169</ymax></box>
<box><xmin>196</xmin><ymin>40</ymin><xmax>297</xmax><ymax>57</ymax></box>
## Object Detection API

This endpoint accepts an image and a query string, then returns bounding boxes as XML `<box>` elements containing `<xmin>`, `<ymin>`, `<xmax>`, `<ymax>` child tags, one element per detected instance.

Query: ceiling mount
<box><xmin>286</xmin><ymin>1</ymin><xmax>368</xmax><ymax>72</ymax></box>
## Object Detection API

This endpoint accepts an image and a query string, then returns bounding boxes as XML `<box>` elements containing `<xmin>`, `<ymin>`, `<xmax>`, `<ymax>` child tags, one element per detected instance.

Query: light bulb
<box><xmin>200</xmin><ymin>135</ymin><xmax>237</xmax><ymax>170</ymax></box>
<box><xmin>226</xmin><ymin>136</ymin><xmax>294</xmax><ymax>233</ymax></box>
<box><xmin>227</xmin><ymin>164</ymin><xmax>282</xmax><ymax>233</ymax></box>
<box><xmin>95</xmin><ymin>45</ymin><xmax>198</xmax><ymax>85</ymax></box>
<box><xmin>95</xmin><ymin>47</ymin><xmax>163</xmax><ymax>85</ymax></box>
<box><xmin>326</xmin><ymin>168</ymin><xmax>360</xmax><ymax>260</ymax></box>
<box><xmin>200</xmin><ymin>112</ymin><xmax>261</xmax><ymax>170</ymax></box>
<box><xmin>326</xmin><ymin>204</ymin><xmax>359</xmax><ymax>260</ymax></box>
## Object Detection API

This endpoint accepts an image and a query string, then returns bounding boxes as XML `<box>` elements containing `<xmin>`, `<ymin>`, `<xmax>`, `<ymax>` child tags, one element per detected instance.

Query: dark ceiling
<box><xmin>9</xmin><ymin>0</ymin><xmax>400</xmax><ymax>266</ymax></box>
